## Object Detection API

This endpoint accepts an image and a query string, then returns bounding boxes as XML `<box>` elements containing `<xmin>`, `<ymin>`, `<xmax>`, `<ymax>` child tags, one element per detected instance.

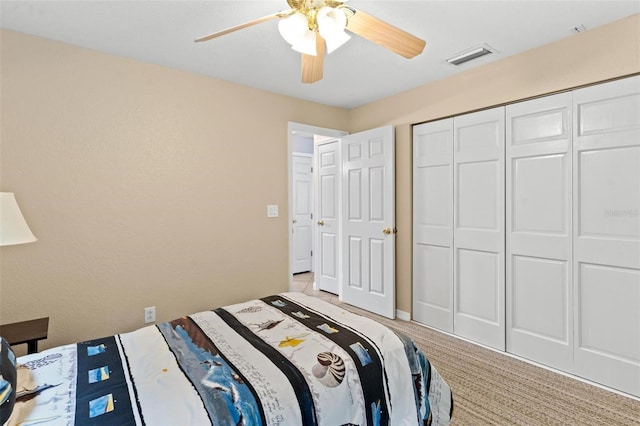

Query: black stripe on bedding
<box><xmin>261</xmin><ymin>295</ymin><xmax>390</xmax><ymax>426</ymax></box>
<box><xmin>75</xmin><ymin>336</ymin><xmax>137</xmax><ymax>426</ymax></box>
<box><xmin>116</xmin><ymin>334</ymin><xmax>145</xmax><ymax>425</ymax></box>
<box><xmin>215</xmin><ymin>307</ymin><xmax>318</xmax><ymax>426</ymax></box>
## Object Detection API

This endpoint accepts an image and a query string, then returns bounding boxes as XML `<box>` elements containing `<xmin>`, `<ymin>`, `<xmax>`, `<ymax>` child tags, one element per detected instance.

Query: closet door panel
<box><xmin>413</xmin><ymin>119</ymin><xmax>454</xmax><ymax>331</ymax></box>
<box><xmin>457</xmin><ymin>248</ymin><xmax>500</xmax><ymax>322</ymax></box>
<box><xmin>577</xmin><ymin>145</ymin><xmax>640</xmax><ymax>266</ymax></box>
<box><xmin>415</xmin><ymin>165</ymin><xmax>451</xmax><ymax>244</ymax></box>
<box><xmin>511</xmin><ymin>256</ymin><xmax>569</xmax><ymax>341</ymax></box>
<box><xmin>579</xmin><ymin>264</ymin><xmax>639</xmax><ymax>361</ymax></box>
<box><xmin>573</xmin><ymin>75</ymin><xmax>640</xmax><ymax>397</ymax></box>
<box><xmin>506</xmin><ymin>92</ymin><xmax>573</xmax><ymax>371</ymax></box>
<box><xmin>512</xmin><ymin>154</ymin><xmax>566</xmax><ymax>233</ymax></box>
<box><xmin>414</xmin><ymin>244</ymin><xmax>451</xmax><ymax>328</ymax></box>
<box><xmin>457</xmin><ymin>161</ymin><xmax>499</xmax><ymax>231</ymax></box>
<box><xmin>453</xmin><ymin>107</ymin><xmax>505</xmax><ymax>350</ymax></box>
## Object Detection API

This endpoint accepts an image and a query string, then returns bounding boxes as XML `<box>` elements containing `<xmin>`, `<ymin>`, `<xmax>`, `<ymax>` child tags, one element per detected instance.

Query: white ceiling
<box><xmin>1</xmin><ymin>1</ymin><xmax>638</xmax><ymax>109</ymax></box>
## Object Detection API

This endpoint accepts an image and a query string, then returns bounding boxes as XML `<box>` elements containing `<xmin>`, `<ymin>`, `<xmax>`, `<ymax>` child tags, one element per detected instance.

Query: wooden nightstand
<box><xmin>0</xmin><ymin>317</ymin><xmax>49</xmax><ymax>354</ymax></box>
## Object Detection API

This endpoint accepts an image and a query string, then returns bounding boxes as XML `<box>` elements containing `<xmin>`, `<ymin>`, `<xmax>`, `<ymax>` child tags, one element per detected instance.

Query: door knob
<box><xmin>292</xmin><ymin>219</ymin><xmax>297</xmax><ymax>223</ymax></box>
<box><xmin>318</xmin><ymin>220</ymin><xmax>325</xmax><ymax>226</ymax></box>
<box><xmin>383</xmin><ymin>227</ymin><xmax>397</xmax><ymax>235</ymax></box>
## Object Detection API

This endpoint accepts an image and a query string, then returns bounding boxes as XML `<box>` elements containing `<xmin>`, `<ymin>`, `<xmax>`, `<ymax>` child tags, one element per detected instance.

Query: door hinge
<box><xmin>310</xmin><ymin>166</ymin><xmax>313</xmax><ymax>173</ymax></box>
<box><xmin>310</xmin><ymin>213</ymin><xmax>313</xmax><ymax>219</ymax></box>
<box><xmin>310</xmin><ymin>250</ymin><xmax>313</xmax><ymax>257</ymax></box>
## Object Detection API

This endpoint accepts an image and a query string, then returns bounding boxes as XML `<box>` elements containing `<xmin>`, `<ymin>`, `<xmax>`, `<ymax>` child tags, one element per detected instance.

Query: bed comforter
<box><xmin>8</xmin><ymin>292</ymin><xmax>452</xmax><ymax>425</ymax></box>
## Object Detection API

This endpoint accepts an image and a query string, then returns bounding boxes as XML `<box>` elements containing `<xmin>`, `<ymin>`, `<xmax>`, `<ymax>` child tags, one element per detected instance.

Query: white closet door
<box><xmin>573</xmin><ymin>76</ymin><xmax>640</xmax><ymax>397</ymax></box>
<box><xmin>413</xmin><ymin>118</ymin><xmax>454</xmax><ymax>331</ymax></box>
<box><xmin>506</xmin><ymin>93</ymin><xmax>573</xmax><ymax>371</ymax></box>
<box><xmin>453</xmin><ymin>107</ymin><xmax>505</xmax><ymax>350</ymax></box>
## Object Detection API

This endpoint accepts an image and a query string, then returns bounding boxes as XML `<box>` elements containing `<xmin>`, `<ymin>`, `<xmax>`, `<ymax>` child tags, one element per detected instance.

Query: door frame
<box><xmin>287</xmin><ymin>122</ymin><xmax>348</xmax><ymax>291</ymax></box>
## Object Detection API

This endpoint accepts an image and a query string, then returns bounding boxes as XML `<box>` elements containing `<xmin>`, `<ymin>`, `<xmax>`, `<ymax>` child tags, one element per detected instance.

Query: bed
<box><xmin>2</xmin><ymin>292</ymin><xmax>452</xmax><ymax>425</ymax></box>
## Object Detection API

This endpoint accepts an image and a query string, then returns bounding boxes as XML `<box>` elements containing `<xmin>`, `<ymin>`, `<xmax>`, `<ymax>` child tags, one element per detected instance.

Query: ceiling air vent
<box><xmin>446</xmin><ymin>45</ymin><xmax>495</xmax><ymax>66</ymax></box>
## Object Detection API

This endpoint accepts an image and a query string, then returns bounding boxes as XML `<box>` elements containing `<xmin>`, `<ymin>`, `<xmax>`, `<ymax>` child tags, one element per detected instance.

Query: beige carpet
<box><xmin>331</xmin><ymin>300</ymin><xmax>640</xmax><ymax>425</ymax></box>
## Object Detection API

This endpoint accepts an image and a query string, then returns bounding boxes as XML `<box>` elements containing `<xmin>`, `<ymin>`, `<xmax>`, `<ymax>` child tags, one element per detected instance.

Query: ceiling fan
<box><xmin>195</xmin><ymin>0</ymin><xmax>426</xmax><ymax>84</ymax></box>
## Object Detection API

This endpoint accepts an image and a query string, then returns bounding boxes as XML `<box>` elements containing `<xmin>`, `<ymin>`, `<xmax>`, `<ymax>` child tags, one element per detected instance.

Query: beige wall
<box><xmin>0</xmin><ymin>30</ymin><xmax>349</xmax><ymax>352</ymax></box>
<box><xmin>1</xmin><ymin>13</ymin><xmax>638</xmax><ymax>350</ymax></box>
<box><xmin>348</xmin><ymin>14</ymin><xmax>640</xmax><ymax>314</ymax></box>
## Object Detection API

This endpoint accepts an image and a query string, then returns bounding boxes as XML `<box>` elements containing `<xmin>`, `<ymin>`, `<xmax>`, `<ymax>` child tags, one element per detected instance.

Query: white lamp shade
<box><xmin>322</xmin><ymin>30</ymin><xmax>350</xmax><ymax>54</ymax></box>
<box><xmin>291</xmin><ymin>29</ymin><xmax>317</xmax><ymax>56</ymax></box>
<box><xmin>278</xmin><ymin>12</ymin><xmax>308</xmax><ymax>46</ymax></box>
<box><xmin>0</xmin><ymin>192</ymin><xmax>37</xmax><ymax>246</ymax></box>
<box><xmin>317</xmin><ymin>6</ymin><xmax>350</xmax><ymax>53</ymax></box>
<box><xmin>317</xmin><ymin>7</ymin><xmax>347</xmax><ymax>34</ymax></box>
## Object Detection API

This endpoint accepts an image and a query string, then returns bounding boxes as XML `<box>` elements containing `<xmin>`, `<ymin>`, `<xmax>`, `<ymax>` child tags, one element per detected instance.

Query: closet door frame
<box><xmin>411</xmin><ymin>75</ymin><xmax>640</xmax><ymax>398</ymax></box>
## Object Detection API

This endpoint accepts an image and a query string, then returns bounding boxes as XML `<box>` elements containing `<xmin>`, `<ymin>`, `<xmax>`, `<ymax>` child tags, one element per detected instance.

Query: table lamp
<box><xmin>0</xmin><ymin>193</ymin><xmax>37</xmax><ymax>246</ymax></box>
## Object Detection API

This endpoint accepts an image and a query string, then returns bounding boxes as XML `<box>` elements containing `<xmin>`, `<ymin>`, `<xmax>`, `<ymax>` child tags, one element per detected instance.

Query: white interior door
<box><xmin>413</xmin><ymin>118</ymin><xmax>454</xmax><ymax>332</ymax></box>
<box><xmin>506</xmin><ymin>93</ymin><xmax>574</xmax><ymax>371</ymax></box>
<box><xmin>453</xmin><ymin>107</ymin><xmax>505</xmax><ymax>350</ymax></box>
<box><xmin>341</xmin><ymin>126</ymin><xmax>395</xmax><ymax>318</ymax></box>
<box><xmin>572</xmin><ymin>76</ymin><xmax>640</xmax><ymax>397</ymax></box>
<box><xmin>291</xmin><ymin>154</ymin><xmax>313</xmax><ymax>274</ymax></box>
<box><xmin>314</xmin><ymin>139</ymin><xmax>341</xmax><ymax>294</ymax></box>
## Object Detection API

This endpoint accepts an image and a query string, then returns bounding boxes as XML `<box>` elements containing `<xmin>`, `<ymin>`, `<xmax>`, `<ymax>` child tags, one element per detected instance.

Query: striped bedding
<box><xmin>8</xmin><ymin>292</ymin><xmax>452</xmax><ymax>425</ymax></box>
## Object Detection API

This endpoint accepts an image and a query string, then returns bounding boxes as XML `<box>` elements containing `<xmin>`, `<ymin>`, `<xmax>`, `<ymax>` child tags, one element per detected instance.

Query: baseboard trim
<box><xmin>396</xmin><ymin>309</ymin><xmax>410</xmax><ymax>321</ymax></box>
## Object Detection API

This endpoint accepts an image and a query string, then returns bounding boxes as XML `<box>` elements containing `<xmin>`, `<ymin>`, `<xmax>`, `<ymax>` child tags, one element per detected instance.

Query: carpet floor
<box><xmin>332</xmin><ymin>300</ymin><xmax>640</xmax><ymax>425</ymax></box>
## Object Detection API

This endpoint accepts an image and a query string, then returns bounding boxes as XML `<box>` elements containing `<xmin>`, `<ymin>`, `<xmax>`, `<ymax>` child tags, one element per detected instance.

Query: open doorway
<box><xmin>287</xmin><ymin>122</ymin><xmax>347</xmax><ymax>293</ymax></box>
<box><xmin>288</xmin><ymin>122</ymin><xmax>397</xmax><ymax>319</ymax></box>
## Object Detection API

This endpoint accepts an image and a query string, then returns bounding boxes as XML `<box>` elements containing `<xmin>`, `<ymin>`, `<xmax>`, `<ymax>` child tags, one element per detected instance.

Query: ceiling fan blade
<box><xmin>345</xmin><ymin>8</ymin><xmax>426</xmax><ymax>58</ymax></box>
<box><xmin>195</xmin><ymin>11</ymin><xmax>285</xmax><ymax>42</ymax></box>
<box><xmin>301</xmin><ymin>35</ymin><xmax>326</xmax><ymax>84</ymax></box>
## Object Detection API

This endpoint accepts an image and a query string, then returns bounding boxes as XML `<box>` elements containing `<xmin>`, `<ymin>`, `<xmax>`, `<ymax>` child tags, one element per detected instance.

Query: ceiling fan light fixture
<box><xmin>278</xmin><ymin>12</ymin><xmax>308</xmax><ymax>46</ymax></box>
<box><xmin>196</xmin><ymin>1</ymin><xmax>426</xmax><ymax>84</ymax></box>
<box><xmin>292</xmin><ymin>29</ymin><xmax>317</xmax><ymax>56</ymax></box>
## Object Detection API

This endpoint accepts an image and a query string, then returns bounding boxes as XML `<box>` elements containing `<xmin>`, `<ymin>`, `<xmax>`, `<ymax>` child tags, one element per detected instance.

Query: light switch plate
<box><xmin>267</xmin><ymin>204</ymin><xmax>279</xmax><ymax>218</ymax></box>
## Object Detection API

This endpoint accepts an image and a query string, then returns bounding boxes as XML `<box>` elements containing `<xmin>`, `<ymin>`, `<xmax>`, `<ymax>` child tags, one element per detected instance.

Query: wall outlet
<box><xmin>144</xmin><ymin>306</ymin><xmax>156</xmax><ymax>323</ymax></box>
